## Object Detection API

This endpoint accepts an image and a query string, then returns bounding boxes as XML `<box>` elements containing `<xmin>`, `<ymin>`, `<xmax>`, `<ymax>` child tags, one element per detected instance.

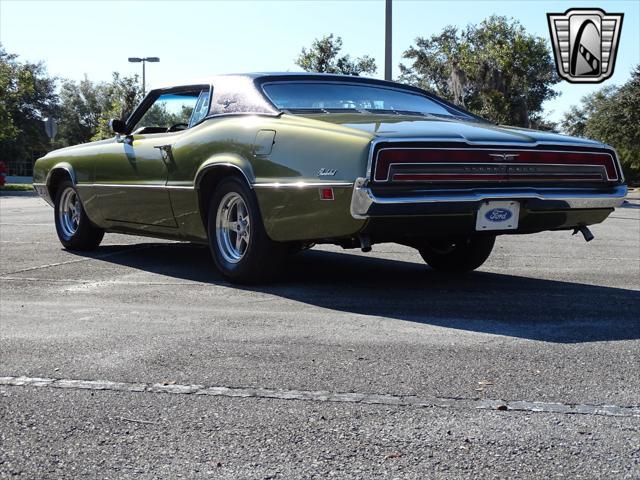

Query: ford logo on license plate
<box><xmin>476</xmin><ymin>201</ymin><xmax>519</xmax><ymax>231</ymax></box>
<box><xmin>485</xmin><ymin>208</ymin><xmax>513</xmax><ymax>222</ymax></box>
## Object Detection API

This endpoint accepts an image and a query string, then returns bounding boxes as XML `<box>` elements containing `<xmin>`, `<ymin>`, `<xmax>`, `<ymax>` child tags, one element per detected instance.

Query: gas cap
<box><xmin>253</xmin><ymin>130</ymin><xmax>276</xmax><ymax>156</ymax></box>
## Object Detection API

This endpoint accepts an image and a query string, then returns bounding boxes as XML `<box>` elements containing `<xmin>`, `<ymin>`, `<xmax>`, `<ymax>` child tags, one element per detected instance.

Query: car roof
<box><xmin>151</xmin><ymin>72</ymin><xmax>415</xmax><ymax>91</ymax></box>
<box><xmin>146</xmin><ymin>72</ymin><xmax>484</xmax><ymax>123</ymax></box>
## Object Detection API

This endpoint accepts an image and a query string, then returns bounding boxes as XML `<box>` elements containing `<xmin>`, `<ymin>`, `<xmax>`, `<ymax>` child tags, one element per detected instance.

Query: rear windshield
<box><xmin>262</xmin><ymin>82</ymin><xmax>471</xmax><ymax>119</ymax></box>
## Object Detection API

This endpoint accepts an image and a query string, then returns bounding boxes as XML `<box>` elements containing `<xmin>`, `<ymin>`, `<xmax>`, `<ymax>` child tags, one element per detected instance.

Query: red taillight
<box><xmin>374</xmin><ymin>148</ymin><xmax>619</xmax><ymax>182</ymax></box>
<box><xmin>319</xmin><ymin>187</ymin><xmax>334</xmax><ymax>200</ymax></box>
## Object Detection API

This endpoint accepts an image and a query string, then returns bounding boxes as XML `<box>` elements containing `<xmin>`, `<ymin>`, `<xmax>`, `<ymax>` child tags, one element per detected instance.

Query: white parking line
<box><xmin>2</xmin><ymin>376</ymin><xmax>638</xmax><ymax>418</ymax></box>
<box><xmin>0</xmin><ymin>223</ymin><xmax>53</xmax><ymax>226</ymax></box>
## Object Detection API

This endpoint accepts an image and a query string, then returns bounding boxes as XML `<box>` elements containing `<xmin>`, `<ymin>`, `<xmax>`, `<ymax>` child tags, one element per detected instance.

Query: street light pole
<box><xmin>128</xmin><ymin>56</ymin><xmax>160</xmax><ymax>96</ymax></box>
<box><xmin>385</xmin><ymin>0</ymin><xmax>392</xmax><ymax>81</ymax></box>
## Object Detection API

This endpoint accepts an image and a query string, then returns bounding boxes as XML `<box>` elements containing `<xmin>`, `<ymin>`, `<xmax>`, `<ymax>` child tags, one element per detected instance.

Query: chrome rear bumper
<box><xmin>350</xmin><ymin>179</ymin><xmax>628</xmax><ymax>219</ymax></box>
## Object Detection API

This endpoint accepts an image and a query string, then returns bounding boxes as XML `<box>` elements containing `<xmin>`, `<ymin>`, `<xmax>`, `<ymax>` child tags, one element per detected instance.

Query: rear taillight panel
<box><xmin>372</xmin><ymin>146</ymin><xmax>620</xmax><ymax>184</ymax></box>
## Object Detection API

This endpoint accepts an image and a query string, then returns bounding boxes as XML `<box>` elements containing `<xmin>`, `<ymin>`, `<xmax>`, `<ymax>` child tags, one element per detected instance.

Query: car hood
<box><xmin>42</xmin><ymin>137</ymin><xmax>116</xmax><ymax>157</ymax></box>
<box><xmin>306</xmin><ymin>114</ymin><xmax>604</xmax><ymax>148</ymax></box>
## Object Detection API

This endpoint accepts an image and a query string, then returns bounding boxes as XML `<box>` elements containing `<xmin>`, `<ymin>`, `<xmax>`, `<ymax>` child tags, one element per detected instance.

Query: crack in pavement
<box><xmin>2</xmin><ymin>376</ymin><xmax>638</xmax><ymax>419</ymax></box>
<box><xmin>0</xmin><ymin>244</ymin><xmax>163</xmax><ymax>276</ymax></box>
<box><xmin>0</xmin><ymin>276</ymin><xmax>207</xmax><ymax>286</ymax></box>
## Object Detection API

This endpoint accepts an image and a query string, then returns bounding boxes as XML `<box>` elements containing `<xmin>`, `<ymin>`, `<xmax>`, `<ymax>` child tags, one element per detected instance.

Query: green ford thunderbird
<box><xmin>33</xmin><ymin>73</ymin><xmax>627</xmax><ymax>282</ymax></box>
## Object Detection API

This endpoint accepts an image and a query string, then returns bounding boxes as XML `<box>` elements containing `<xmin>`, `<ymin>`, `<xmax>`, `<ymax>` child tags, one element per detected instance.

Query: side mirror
<box><xmin>109</xmin><ymin>119</ymin><xmax>127</xmax><ymax>134</ymax></box>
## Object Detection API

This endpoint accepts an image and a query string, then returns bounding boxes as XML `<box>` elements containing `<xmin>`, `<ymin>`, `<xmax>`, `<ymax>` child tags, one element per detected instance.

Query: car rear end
<box><xmin>351</xmin><ymin>139</ymin><xmax>627</xmax><ymax>243</ymax></box>
<box><xmin>253</xmin><ymin>73</ymin><xmax>627</xmax><ymax>248</ymax></box>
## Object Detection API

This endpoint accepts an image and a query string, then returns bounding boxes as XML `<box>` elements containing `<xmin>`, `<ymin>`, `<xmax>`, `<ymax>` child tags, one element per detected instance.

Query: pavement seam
<box><xmin>0</xmin><ymin>244</ymin><xmax>162</xmax><ymax>276</ymax></box>
<box><xmin>0</xmin><ymin>223</ymin><xmax>54</xmax><ymax>226</ymax></box>
<box><xmin>2</xmin><ymin>376</ymin><xmax>638</xmax><ymax>419</ymax></box>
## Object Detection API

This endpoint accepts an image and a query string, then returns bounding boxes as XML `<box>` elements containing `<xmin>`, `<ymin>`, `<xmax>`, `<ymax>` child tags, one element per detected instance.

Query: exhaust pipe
<box><xmin>573</xmin><ymin>225</ymin><xmax>594</xmax><ymax>242</ymax></box>
<box><xmin>359</xmin><ymin>234</ymin><xmax>372</xmax><ymax>252</ymax></box>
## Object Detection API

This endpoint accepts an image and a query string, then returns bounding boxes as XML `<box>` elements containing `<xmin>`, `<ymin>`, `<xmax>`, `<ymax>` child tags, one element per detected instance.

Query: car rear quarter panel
<box><xmin>250</xmin><ymin>114</ymin><xmax>373</xmax><ymax>241</ymax></box>
<box><xmin>169</xmin><ymin>114</ymin><xmax>373</xmax><ymax>242</ymax></box>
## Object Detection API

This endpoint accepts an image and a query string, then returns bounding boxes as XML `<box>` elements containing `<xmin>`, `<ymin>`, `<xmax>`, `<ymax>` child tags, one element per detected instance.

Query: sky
<box><xmin>1</xmin><ymin>0</ymin><xmax>638</xmax><ymax>124</ymax></box>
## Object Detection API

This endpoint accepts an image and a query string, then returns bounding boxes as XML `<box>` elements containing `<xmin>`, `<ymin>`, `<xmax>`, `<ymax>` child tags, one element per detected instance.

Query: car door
<box><xmin>94</xmin><ymin>88</ymin><xmax>205</xmax><ymax>228</ymax></box>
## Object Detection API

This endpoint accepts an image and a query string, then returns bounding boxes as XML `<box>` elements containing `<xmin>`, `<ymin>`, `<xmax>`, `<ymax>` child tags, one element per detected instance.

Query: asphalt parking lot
<box><xmin>1</xmin><ymin>192</ymin><xmax>639</xmax><ymax>479</ymax></box>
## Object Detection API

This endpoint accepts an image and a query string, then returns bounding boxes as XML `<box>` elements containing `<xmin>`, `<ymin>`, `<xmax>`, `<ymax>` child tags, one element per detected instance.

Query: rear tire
<box><xmin>54</xmin><ymin>180</ymin><xmax>104</xmax><ymax>251</ymax></box>
<box><xmin>207</xmin><ymin>177</ymin><xmax>286</xmax><ymax>283</ymax></box>
<box><xmin>418</xmin><ymin>236</ymin><xmax>495</xmax><ymax>273</ymax></box>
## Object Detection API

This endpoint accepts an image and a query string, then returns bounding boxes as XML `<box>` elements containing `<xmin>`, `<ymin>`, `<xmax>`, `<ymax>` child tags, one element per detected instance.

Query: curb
<box><xmin>0</xmin><ymin>190</ymin><xmax>38</xmax><ymax>197</ymax></box>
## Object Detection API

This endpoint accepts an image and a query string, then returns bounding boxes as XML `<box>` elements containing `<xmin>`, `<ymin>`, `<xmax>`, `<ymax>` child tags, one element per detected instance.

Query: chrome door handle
<box><xmin>154</xmin><ymin>145</ymin><xmax>175</xmax><ymax>170</ymax></box>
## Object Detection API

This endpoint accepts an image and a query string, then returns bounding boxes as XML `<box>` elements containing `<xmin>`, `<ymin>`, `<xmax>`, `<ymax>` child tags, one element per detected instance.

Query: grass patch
<box><xmin>0</xmin><ymin>183</ymin><xmax>34</xmax><ymax>191</ymax></box>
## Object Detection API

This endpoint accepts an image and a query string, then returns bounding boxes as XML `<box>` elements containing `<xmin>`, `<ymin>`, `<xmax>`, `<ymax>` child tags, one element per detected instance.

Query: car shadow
<box><xmin>620</xmin><ymin>200</ymin><xmax>640</xmax><ymax>209</ymax></box>
<box><xmin>70</xmin><ymin>242</ymin><xmax>640</xmax><ymax>344</ymax></box>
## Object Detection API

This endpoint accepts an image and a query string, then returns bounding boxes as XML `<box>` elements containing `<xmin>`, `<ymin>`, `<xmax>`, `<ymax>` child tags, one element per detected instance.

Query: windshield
<box><xmin>262</xmin><ymin>82</ymin><xmax>471</xmax><ymax>119</ymax></box>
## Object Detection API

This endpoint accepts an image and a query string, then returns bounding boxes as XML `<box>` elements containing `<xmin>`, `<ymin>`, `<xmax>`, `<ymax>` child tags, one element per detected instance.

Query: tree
<box><xmin>562</xmin><ymin>66</ymin><xmax>640</xmax><ymax>184</ymax></box>
<box><xmin>56</xmin><ymin>76</ymin><xmax>106</xmax><ymax>147</ymax></box>
<box><xmin>54</xmin><ymin>73</ymin><xmax>142</xmax><ymax>146</ymax></box>
<box><xmin>0</xmin><ymin>42</ymin><xmax>142</xmax><ymax>172</ymax></box>
<box><xmin>92</xmin><ymin>72</ymin><xmax>142</xmax><ymax>140</ymax></box>
<box><xmin>0</xmin><ymin>44</ymin><xmax>58</xmax><ymax>172</ymax></box>
<box><xmin>54</xmin><ymin>73</ymin><xmax>142</xmax><ymax>147</ymax></box>
<box><xmin>296</xmin><ymin>34</ymin><xmax>377</xmax><ymax>76</ymax></box>
<box><xmin>399</xmin><ymin>16</ymin><xmax>560</xmax><ymax>128</ymax></box>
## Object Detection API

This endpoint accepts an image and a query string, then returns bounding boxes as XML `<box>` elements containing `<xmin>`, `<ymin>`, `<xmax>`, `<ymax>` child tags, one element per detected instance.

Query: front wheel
<box><xmin>207</xmin><ymin>177</ymin><xmax>286</xmax><ymax>283</ymax></box>
<box><xmin>418</xmin><ymin>236</ymin><xmax>496</xmax><ymax>273</ymax></box>
<box><xmin>54</xmin><ymin>180</ymin><xmax>104</xmax><ymax>250</ymax></box>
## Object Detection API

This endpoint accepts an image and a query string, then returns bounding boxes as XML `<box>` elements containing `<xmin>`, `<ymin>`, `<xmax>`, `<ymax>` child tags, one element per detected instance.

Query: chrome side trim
<box><xmin>64</xmin><ymin>180</ymin><xmax>353</xmax><ymax>191</ymax></box>
<box><xmin>252</xmin><ymin>181</ymin><xmax>353</xmax><ymax>189</ymax></box>
<box><xmin>350</xmin><ymin>180</ymin><xmax>628</xmax><ymax>219</ymax></box>
<box><xmin>85</xmin><ymin>183</ymin><xmax>194</xmax><ymax>190</ymax></box>
<box><xmin>72</xmin><ymin>179</ymin><xmax>355</xmax><ymax>192</ymax></box>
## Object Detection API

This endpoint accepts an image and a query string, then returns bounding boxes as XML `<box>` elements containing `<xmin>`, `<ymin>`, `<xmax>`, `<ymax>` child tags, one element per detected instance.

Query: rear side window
<box><xmin>189</xmin><ymin>89</ymin><xmax>212</xmax><ymax>127</ymax></box>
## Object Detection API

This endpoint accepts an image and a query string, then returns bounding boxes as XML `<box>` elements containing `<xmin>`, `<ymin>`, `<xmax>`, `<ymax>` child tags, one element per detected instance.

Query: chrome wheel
<box><xmin>58</xmin><ymin>187</ymin><xmax>81</xmax><ymax>239</ymax></box>
<box><xmin>215</xmin><ymin>192</ymin><xmax>251</xmax><ymax>264</ymax></box>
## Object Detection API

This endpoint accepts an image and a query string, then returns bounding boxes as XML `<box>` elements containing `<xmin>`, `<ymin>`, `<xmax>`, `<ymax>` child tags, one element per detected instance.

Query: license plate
<box><xmin>476</xmin><ymin>201</ymin><xmax>520</xmax><ymax>231</ymax></box>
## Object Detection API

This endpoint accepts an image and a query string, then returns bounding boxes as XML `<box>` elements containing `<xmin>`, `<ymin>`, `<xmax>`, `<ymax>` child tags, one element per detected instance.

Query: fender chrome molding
<box><xmin>35</xmin><ymin>163</ymin><xmax>78</xmax><ymax>206</ymax></box>
<box><xmin>45</xmin><ymin>163</ymin><xmax>77</xmax><ymax>187</ymax></box>
<box><xmin>252</xmin><ymin>181</ymin><xmax>353</xmax><ymax>189</ymax></box>
<box><xmin>350</xmin><ymin>180</ymin><xmax>628</xmax><ymax>219</ymax></box>
<box><xmin>194</xmin><ymin>163</ymin><xmax>253</xmax><ymax>190</ymax></box>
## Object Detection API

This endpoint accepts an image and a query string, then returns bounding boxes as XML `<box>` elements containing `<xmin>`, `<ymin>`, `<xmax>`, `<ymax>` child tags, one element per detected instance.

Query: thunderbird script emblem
<box><xmin>489</xmin><ymin>153</ymin><xmax>519</xmax><ymax>162</ymax></box>
<box><xmin>317</xmin><ymin>168</ymin><xmax>337</xmax><ymax>177</ymax></box>
<box><xmin>547</xmin><ymin>8</ymin><xmax>623</xmax><ymax>83</ymax></box>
